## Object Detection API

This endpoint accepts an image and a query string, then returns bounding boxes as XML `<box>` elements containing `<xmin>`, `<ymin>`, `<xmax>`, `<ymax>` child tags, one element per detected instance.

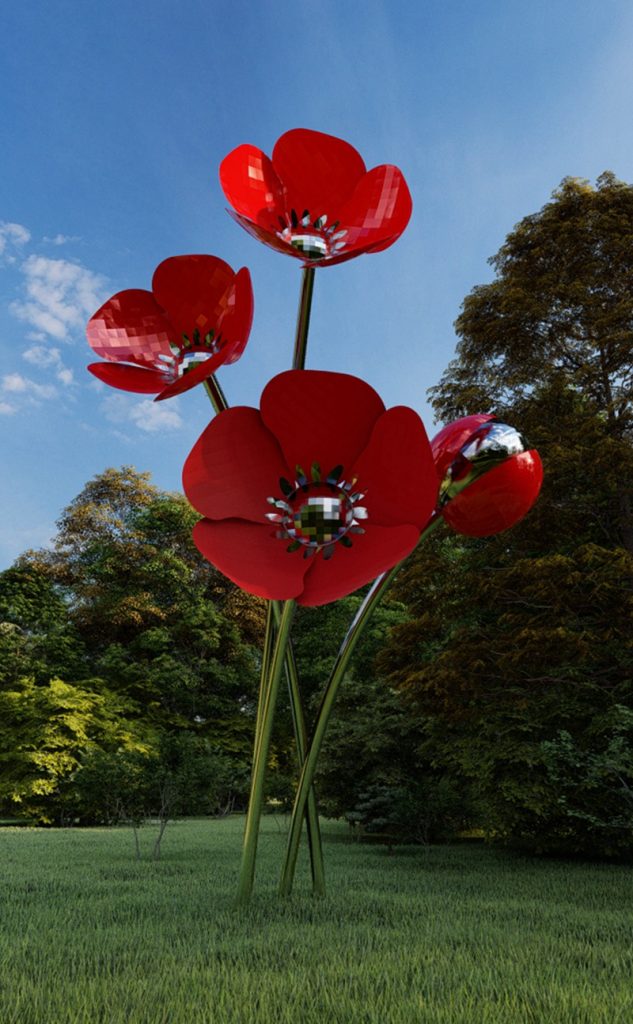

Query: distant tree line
<box><xmin>1</xmin><ymin>173</ymin><xmax>631</xmax><ymax>858</ymax></box>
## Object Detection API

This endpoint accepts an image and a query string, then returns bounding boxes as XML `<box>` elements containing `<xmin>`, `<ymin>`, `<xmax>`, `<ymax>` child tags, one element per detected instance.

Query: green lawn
<box><xmin>0</xmin><ymin>817</ymin><xmax>631</xmax><ymax>1024</ymax></box>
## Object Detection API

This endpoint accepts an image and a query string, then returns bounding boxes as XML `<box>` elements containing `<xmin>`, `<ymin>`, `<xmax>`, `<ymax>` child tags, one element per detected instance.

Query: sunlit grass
<box><xmin>0</xmin><ymin>817</ymin><xmax>631</xmax><ymax>1023</ymax></box>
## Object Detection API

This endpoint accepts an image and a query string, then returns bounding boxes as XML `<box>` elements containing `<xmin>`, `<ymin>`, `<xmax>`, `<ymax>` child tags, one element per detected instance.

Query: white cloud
<box><xmin>131</xmin><ymin>399</ymin><xmax>183</xmax><ymax>432</ymax></box>
<box><xmin>23</xmin><ymin>344</ymin><xmax>62</xmax><ymax>368</ymax></box>
<box><xmin>102</xmin><ymin>393</ymin><xmax>183</xmax><ymax>434</ymax></box>
<box><xmin>10</xmin><ymin>255</ymin><xmax>107</xmax><ymax>341</ymax></box>
<box><xmin>0</xmin><ymin>221</ymin><xmax>31</xmax><ymax>259</ymax></box>
<box><xmin>0</xmin><ymin>401</ymin><xmax>16</xmax><ymax>415</ymax></box>
<box><xmin>1</xmin><ymin>372</ymin><xmax>56</xmax><ymax>400</ymax></box>
<box><xmin>2</xmin><ymin>373</ymin><xmax>28</xmax><ymax>393</ymax></box>
<box><xmin>43</xmin><ymin>233</ymin><xmax>80</xmax><ymax>246</ymax></box>
<box><xmin>22</xmin><ymin>345</ymin><xmax>74</xmax><ymax>388</ymax></box>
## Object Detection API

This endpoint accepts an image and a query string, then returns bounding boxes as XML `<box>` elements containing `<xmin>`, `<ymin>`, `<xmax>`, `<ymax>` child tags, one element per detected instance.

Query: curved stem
<box><xmin>201</xmin><ymin>373</ymin><xmax>324</xmax><ymax>893</ymax></box>
<box><xmin>237</xmin><ymin>600</ymin><xmax>296</xmax><ymax>904</ymax></box>
<box><xmin>273</xmin><ymin>605</ymin><xmax>326</xmax><ymax>896</ymax></box>
<box><xmin>292</xmin><ymin>267</ymin><xmax>316</xmax><ymax>370</ymax></box>
<box><xmin>279</xmin><ymin>514</ymin><xmax>444</xmax><ymax>896</ymax></box>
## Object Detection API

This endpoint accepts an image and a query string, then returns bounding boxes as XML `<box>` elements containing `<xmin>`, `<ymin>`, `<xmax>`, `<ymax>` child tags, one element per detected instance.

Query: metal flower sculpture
<box><xmin>87</xmin><ymin>255</ymin><xmax>253</xmax><ymax>401</ymax></box>
<box><xmin>219</xmin><ymin>128</ymin><xmax>412</xmax><ymax>266</ymax></box>
<box><xmin>87</xmin><ymin>127</ymin><xmax>544</xmax><ymax>905</ymax></box>
<box><xmin>432</xmin><ymin>415</ymin><xmax>543</xmax><ymax>536</ymax></box>
<box><xmin>183</xmin><ymin>370</ymin><xmax>438</xmax><ymax>606</ymax></box>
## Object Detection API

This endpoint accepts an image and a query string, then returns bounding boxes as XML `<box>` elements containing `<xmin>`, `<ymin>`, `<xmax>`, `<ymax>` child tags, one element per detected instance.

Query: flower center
<box><xmin>266</xmin><ymin>465</ymin><xmax>368</xmax><ymax>559</ymax></box>
<box><xmin>154</xmin><ymin>329</ymin><xmax>224</xmax><ymax>379</ymax></box>
<box><xmin>275</xmin><ymin>210</ymin><xmax>348</xmax><ymax>261</ymax></box>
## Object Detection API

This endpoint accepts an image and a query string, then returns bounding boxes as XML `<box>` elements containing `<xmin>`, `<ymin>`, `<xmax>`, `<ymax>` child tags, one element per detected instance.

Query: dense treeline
<box><xmin>1</xmin><ymin>173</ymin><xmax>631</xmax><ymax>857</ymax></box>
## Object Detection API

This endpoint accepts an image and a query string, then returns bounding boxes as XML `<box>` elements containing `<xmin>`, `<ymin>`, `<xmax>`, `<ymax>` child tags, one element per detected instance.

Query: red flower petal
<box><xmin>215</xmin><ymin>267</ymin><xmax>254</xmax><ymax>363</ymax></box>
<box><xmin>226</xmin><ymin>210</ymin><xmax>301</xmax><ymax>258</ymax></box>
<box><xmin>442</xmin><ymin>450</ymin><xmax>543</xmax><ymax>537</ymax></box>
<box><xmin>87</xmin><ymin>362</ymin><xmax>171</xmax><ymax>394</ymax></box>
<box><xmin>87</xmin><ymin>290</ymin><xmax>176</xmax><ymax>365</ymax></box>
<box><xmin>272</xmin><ymin>129</ymin><xmax>366</xmax><ymax>223</ymax></box>
<box><xmin>219</xmin><ymin>144</ymin><xmax>286</xmax><ymax>226</ymax></box>
<box><xmin>338</xmin><ymin>165</ymin><xmax>413</xmax><ymax>255</ymax></box>
<box><xmin>260</xmin><ymin>370</ymin><xmax>385</xmax><ymax>479</ymax></box>
<box><xmin>182</xmin><ymin>407</ymin><xmax>289</xmax><ymax>523</ymax></box>
<box><xmin>351</xmin><ymin>407</ymin><xmax>438</xmax><ymax>528</ymax></box>
<box><xmin>299</xmin><ymin>523</ymin><xmax>419</xmax><ymax>607</ymax></box>
<box><xmin>151</xmin><ymin>255</ymin><xmax>234</xmax><ymax>340</ymax></box>
<box><xmin>431</xmin><ymin>414</ymin><xmax>496</xmax><ymax>480</ymax></box>
<box><xmin>192</xmin><ymin>519</ymin><xmax>308</xmax><ymax>600</ymax></box>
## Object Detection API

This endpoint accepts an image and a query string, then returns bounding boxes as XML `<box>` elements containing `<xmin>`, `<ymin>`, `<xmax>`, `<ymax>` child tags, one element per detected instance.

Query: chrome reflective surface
<box><xmin>439</xmin><ymin>421</ymin><xmax>529</xmax><ymax>506</ymax></box>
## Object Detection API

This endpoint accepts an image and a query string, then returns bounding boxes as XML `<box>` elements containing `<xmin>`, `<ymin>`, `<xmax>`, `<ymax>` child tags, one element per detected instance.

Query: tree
<box><xmin>430</xmin><ymin>172</ymin><xmax>633</xmax><ymax>552</ymax></box>
<box><xmin>384</xmin><ymin>174</ymin><xmax>633</xmax><ymax>856</ymax></box>
<box><xmin>0</xmin><ymin>676</ymin><xmax>151</xmax><ymax>824</ymax></box>
<box><xmin>0</xmin><ymin>565</ymin><xmax>87</xmax><ymax>687</ymax></box>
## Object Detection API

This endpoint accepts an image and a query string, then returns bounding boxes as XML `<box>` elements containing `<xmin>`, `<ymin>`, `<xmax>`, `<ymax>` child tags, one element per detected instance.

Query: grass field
<box><xmin>0</xmin><ymin>817</ymin><xmax>631</xmax><ymax>1024</ymax></box>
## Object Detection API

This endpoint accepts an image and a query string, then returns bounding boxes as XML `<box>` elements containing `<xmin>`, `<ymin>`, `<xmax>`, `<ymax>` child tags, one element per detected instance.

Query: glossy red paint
<box><xmin>431</xmin><ymin>415</ymin><xmax>543</xmax><ymax>537</ymax></box>
<box><xmin>86</xmin><ymin>256</ymin><xmax>253</xmax><ymax>401</ymax></box>
<box><xmin>219</xmin><ymin>129</ymin><xmax>412</xmax><ymax>266</ymax></box>
<box><xmin>183</xmin><ymin>370</ymin><xmax>438</xmax><ymax>606</ymax></box>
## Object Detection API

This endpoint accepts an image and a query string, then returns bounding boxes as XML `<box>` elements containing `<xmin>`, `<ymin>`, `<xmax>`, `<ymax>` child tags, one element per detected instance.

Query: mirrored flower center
<box><xmin>275</xmin><ymin>210</ymin><xmax>348</xmax><ymax>261</ymax></box>
<box><xmin>266</xmin><ymin>465</ymin><xmax>368</xmax><ymax>559</ymax></box>
<box><xmin>154</xmin><ymin>330</ymin><xmax>223</xmax><ymax>379</ymax></box>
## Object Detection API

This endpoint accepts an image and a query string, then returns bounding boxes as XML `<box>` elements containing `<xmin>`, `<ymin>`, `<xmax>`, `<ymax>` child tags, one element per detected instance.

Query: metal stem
<box><xmin>201</xmin><ymin>372</ymin><xmax>324</xmax><ymax>895</ymax></box>
<box><xmin>237</xmin><ymin>599</ymin><xmax>296</xmax><ymax>904</ymax></box>
<box><xmin>279</xmin><ymin>514</ymin><xmax>444</xmax><ymax>896</ymax></box>
<box><xmin>273</xmin><ymin>605</ymin><xmax>326</xmax><ymax>896</ymax></box>
<box><xmin>292</xmin><ymin>267</ymin><xmax>316</xmax><ymax>370</ymax></box>
<box><xmin>203</xmin><ymin>375</ymin><xmax>229</xmax><ymax>413</ymax></box>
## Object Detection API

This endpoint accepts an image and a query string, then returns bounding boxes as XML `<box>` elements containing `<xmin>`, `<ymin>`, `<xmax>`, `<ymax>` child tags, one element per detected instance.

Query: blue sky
<box><xmin>1</xmin><ymin>0</ymin><xmax>633</xmax><ymax>567</ymax></box>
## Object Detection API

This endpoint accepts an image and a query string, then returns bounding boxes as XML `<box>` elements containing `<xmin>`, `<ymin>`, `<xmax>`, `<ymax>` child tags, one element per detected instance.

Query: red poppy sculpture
<box><xmin>219</xmin><ymin>129</ymin><xmax>412</xmax><ymax>266</ymax></box>
<box><xmin>87</xmin><ymin>255</ymin><xmax>253</xmax><ymax>401</ymax></box>
<box><xmin>432</xmin><ymin>414</ymin><xmax>543</xmax><ymax>537</ymax></box>
<box><xmin>183</xmin><ymin>370</ymin><xmax>438</xmax><ymax>606</ymax></box>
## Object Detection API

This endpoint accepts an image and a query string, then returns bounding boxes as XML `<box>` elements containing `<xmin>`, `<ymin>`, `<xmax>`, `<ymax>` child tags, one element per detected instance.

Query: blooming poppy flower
<box><xmin>86</xmin><ymin>255</ymin><xmax>253</xmax><ymax>401</ymax></box>
<box><xmin>219</xmin><ymin>129</ymin><xmax>412</xmax><ymax>267</ymax></box>
<box><xmin>183</xmin><ymin>370</ymin><xmax>438</xmax><ymax>606</ymax></box>
<box><xmin>431</xmin><ymin>415</ymin><xmax>543</xmax><ymax>537</ymax></box>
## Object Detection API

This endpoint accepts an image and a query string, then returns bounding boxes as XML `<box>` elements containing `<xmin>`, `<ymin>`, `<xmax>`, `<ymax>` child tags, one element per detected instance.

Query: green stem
<box><xmin>237</xmin><ymin>600</ymin><xmax>296</xmax><ymax>905</ymax></box>
<box><xmin>272</xmin><ymin>604</ymin><xmax>326</xmax><ymax>896</ymax></box>
<box><xmin>279</xmin><ymin>515</ymin><xmax>444</xmax><ymax>897</ymax></box>
<box><xmin>251</xmin><ymin>602</ymin><xmax>275</xmax><ymax>774</ymax></box>
<box><xmin>201</xmin><ymin>373</ymin><xmax>324</xmax><ymax>893</ymax></box>
<box><xmin>203</xmin><ymin>375</ymin><xmax>229</xmax><ymax>413</ymax></box>
<box><xmin>292</xmin><ymin>267</ymin><xmax>316</xmax><ymax>370</ymax></box>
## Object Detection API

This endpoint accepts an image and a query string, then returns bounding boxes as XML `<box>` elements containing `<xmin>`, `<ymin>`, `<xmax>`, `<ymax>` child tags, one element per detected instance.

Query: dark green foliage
<box><xmin>292</xmin><ymin>597</ymin><xmax>469</xmax><ymax>842</ymax></box>
<box><xmin>383</xmin><ymin>173</ymin><xmax>633</xmax><ymax>857</ymax></box>
<box><xmin>2</xmin><ymin>467</ymin><xmax>262</xmax><ymax>824</ymax></box>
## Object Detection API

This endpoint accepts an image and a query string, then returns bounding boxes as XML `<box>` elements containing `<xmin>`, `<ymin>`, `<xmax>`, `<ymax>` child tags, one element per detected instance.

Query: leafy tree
<box><xmin>385</xmin><ymin>174</ymin><xmax>633</xmax><ymax>856</ymax></box>
<box><xmin>0</xmin><ymin>676</ymin><xmax>151</xmax><ymax>824</ymax></box>
<box><xmin>291</xmin><ymin>596</ymin><xmax>468</xmax><ymax>841</ymax></box>
<box><xmin>430</xmin><ymin>172</ymin><xmax>633</xmax><ymax>552</ymax></box>
<box><xmin>0</xmin><ymin>565</ymin><xmax>86</xmax><ymax>687</ymax></box>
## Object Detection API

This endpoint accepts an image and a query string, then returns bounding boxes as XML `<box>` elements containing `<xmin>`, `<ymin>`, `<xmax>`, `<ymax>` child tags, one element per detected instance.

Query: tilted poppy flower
<box><xmin>86</xmin><ymin>255</ymin><xmax>253</xmax><ymax>401</ymax></box>
<box><xmin>183</xmin><ymin>370</ymin><xmax>438</xmax><ymax>606</ymax></box>
<box><xmin>219</xmin><ymin>129</ymin><xmax>412</xmax><ymax>267</ymax></box>
<box><xmin>431</xmin><ymin>415</ymin><xmax>543</xmax><ymax>537</ymax></box>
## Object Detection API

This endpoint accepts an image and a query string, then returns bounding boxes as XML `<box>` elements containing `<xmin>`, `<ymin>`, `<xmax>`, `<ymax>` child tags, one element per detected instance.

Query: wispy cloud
<box><xmin>10</xmin><ymin>255</ymin><xmax>107</xmax><ymax>341</ymax></box>
<box><xmin>22</xmin><ymin>344</ymin><xmax>75</xmax><ymax>385</ymax></box>
<box><xmin>102</xmin><ymin>393</ymin><xmax>183</xmax><ymax>434</ymax></box>
<box><xmin>1</xmin><ymin>372</ymin><xmax>57</xmax><ymax>400</ymax></box>
<box><xmin>42</xmin><ymin>233</ymin><xmax>81</xmax><ymax>246</ymax></box>
<box><xmin>0</xmin><ymin>400</ymin><xmax>16</xmax><ymax>415</ymax></box>
<box><xmin>0</xmin><ymin>221</ymin><xmax>31</xmax><ymax>263</ymax></box>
